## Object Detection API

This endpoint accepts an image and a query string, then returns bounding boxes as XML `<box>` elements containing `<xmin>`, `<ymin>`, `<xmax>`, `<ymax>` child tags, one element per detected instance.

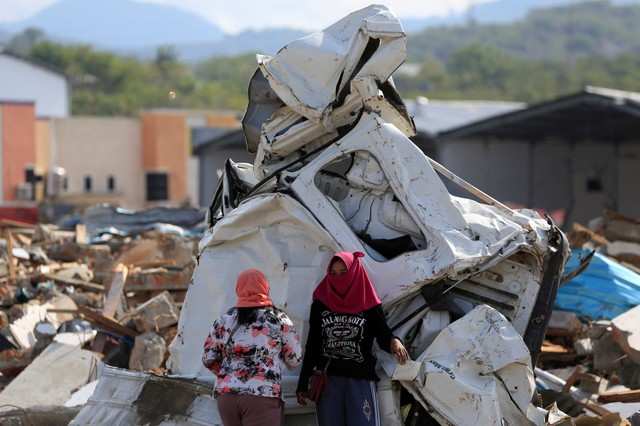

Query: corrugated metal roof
<box><xmin>584</xmin><ymin>86</ymin><xmax>640</xmax><ymax>105</ymax></box>
<box><xmin>0</xmin><ymin>51</ymin><xmax>68</xmax><ymax>80</ymax></box>
<box><xmin>405</xmin><ymin>97</ymin><xmax>525</xmax><ymax>136</ymax></box>
<box><xmin>437</xmin><ymin>86</ymin><xmax>640</xmax><ymax>141</ymax></box>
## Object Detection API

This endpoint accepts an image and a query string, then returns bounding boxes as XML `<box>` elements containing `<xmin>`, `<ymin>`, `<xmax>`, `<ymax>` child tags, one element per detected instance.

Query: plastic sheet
<box><xmin>556</xmin><ymin>248</ymin><xmax>640</xmax><ymax>319</ymax></box>
<box><xmin>59</xmin><ymin>204</ymin><xmax>205</xmax><ymax>240</ymax></box>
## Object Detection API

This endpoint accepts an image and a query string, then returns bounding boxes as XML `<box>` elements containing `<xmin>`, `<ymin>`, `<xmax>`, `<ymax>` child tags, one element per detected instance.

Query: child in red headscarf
<box><xmin>203</xmin><ymin>269</ymin><xmax>302</xmax><ymax>426</ymax></box>
<box><xmin>296</xmin><ymin>252</ymin><xmax>409</xmax><ymax>426</ymax></box>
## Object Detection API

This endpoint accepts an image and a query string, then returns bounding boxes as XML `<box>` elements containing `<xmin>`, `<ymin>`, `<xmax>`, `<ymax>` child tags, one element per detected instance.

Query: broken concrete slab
<box><xmin>612</xmin><ymin>305</ymin><xmax>640</xmax><ymax>364</ymax></box>
<box><xmin>131</xmin><ymin>291</ymin><xmax>179</xmax><ymax>332</ymax></box>
<box><xmin>548</xmin><ymin>310</ymin><xmax>584</xmax><ymax>336</ymax></box>
<box><xmin>116</xmin><ymin>234</ymin><xmax>195</xmax><ymax>269</ymax></box>
<box><xmin>46</xmin><ymin>293</ymin><xmax>78</xmax><ymax>325</ymax></box>
<box><xmin>594</xmin><ymin>331</ymin><xmax>626</xmax><ymax>372</ymax></box>
<box><xmin>0</xmin><ymin>342</ymin><xmax>99</xmax><ymax>408</ymax></box>
<box><xmin>608</xmin><ymin>241</ymin><xmax>640</xmax><ymax>258</ymax></box>
<box><xmin>125</xmin><ymin>266</ymin><xmax>193</xmax><ymax>292</ymax></box>
<box><xmin>129</xmin><ymin>332</ymin><xmax>166</xmax><ymax>371</ymax></box>
<box><xmin>9</xmin><ymin>304</ymin><xmax>49</xmax><ymax>349</ymax></box>
<box><xmin>53</xmin><ymin>263</ymin><xmax>94</xmax><ymax>283</ymax></box>
<box><xmin>604</xmin><ymin>211</ymin><xmax>640</xmax><ymax>244</ymax></box>
<box><xmin>9</xmin><ymin>295</ymin><xmax>79</xmax><ymax>349</ymax></box>
<box><xmin>0</xmin><ymin>405</ymin><xmax>81</xmax><ymax>426</ymax></box>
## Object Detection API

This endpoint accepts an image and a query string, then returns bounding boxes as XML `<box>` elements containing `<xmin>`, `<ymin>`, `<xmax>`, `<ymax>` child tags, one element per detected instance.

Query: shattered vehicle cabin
<box><xmin>73</xmin><ymin>5</ymin><xmax>569</xmax><ymax>426</ymax></box>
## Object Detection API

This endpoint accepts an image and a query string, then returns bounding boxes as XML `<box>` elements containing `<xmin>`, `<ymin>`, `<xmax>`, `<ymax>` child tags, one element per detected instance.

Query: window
<box><xmin>586</xmin><ymin>177</ymin><xmax>603</xmax><ymax>193</ymax></box>
<box><xmin>24</xmin><ymin>166</ymin><xmax>36</xmax><ymax>183</ymax></box>
<box><xmin>146</xmin><ymin>172</ymin><xmax>168</xmax><ymax>201</ymax></box>
<box><xmin>84</xmin><ymin>176</ymin><xmax>92</xmax><ymax>192</ymax></box>
<box><xmin>63</xmin><ymin>177</ymin><xmax>68</xmax><ymax>191</ymax></box>
<box><xmin>107</xmin><ymin>176</ymin><xmax>116</xmax><ymax>193</ymax></box>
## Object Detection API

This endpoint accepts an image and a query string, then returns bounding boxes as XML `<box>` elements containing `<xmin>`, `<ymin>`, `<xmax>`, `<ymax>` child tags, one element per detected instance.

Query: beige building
<box><xmin>51</xmin><ymin>117</ymin><xmax>144</xmax><ymax>209</ymax></box>
<box><xmin>33</xmin><ymin>110</ymin><xmax>240</xmax><ymax>209</ymax></box>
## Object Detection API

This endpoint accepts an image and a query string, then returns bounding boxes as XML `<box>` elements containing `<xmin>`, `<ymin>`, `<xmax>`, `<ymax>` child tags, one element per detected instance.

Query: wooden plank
<box><xmin>102</xmin><ymin>264</ymin><xmax>128</xmax><ymax>319</ymax></box>
<box><xmin>4</xmin><ymin>230</ymin><xmax>15</xmax><ymax>284</ymax></box>
<box><xmin>542</xmin><ymin>341</ymin><xmax>572</xmax><ymax>354</ymax></box>
<box><xmin>75</xmin><ymin>224</ymin><xmax>88</xmax><ymax>245</ymax></box>
<box><xmin>580</xmin><ymin>401</ymin><xmax>612</xmax><ymax>418</ymax></box>
<box><xmin>598</xmin><ymin>389</ymin><xmax>640</xmax><ymax>404</ymax></box>
<box><xmin>132</xmin><ymin>260</ymin><xmax>177</xmax><ymax>269</ymax></box>
<box><xmin>43</xmin><ymin>273</ymin><xmax>104</xmax><ymax>292</ymax></box>
<box><xmin>46</xmin><ymin>309</ymin><xmax>79</xmax><ymax>314</ymax></box>
<box><xmin>562</xmin><ymin>367</ymin><xmax>585</xmax><ymax>393</ymax></box>
<box><xmin>78</xmin><ymin>306</ymin><xmax>138</xmax><ymax>338</ymax></box>
<box><xmin>0</xmin><ymin>219</ymin><xmax>36</xmax><ymax>229</ymax></box>
<box><xmin>125</xmin><ymin>283</ymin><xmax>190</xmax><ymax>292</ymax></box>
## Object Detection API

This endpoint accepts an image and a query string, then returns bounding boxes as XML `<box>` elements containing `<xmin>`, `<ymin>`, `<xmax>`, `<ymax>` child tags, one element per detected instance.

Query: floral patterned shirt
<box><xmin>202</xmin><ymin>307</ymin><xmax>302</xmax><ymax>399</ymax></box>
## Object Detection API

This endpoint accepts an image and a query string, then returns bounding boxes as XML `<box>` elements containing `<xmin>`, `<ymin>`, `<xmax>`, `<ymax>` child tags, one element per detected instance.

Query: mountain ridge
<box><xmin>0</xmin><ymin>0</ymin><xmax>224</xmax><ymax>48</ymax></box>
<box><xmin>401</xmin><ymin>0</ymin><xmax>639</xmax><ymax>32</ymax></box>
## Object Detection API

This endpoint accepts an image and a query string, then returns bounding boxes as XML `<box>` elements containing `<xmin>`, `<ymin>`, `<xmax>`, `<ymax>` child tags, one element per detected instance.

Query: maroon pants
<box><xmin>217</xmin><ymin>393</ymin><xmax>284</xmax><ymax>426</ymax></box>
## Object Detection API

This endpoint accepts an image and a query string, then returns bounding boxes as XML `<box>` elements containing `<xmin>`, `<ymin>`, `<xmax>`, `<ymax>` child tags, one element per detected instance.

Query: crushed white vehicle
<box><xmin>71</xmin><ymin>5</ymin><xmax>568</xmax><ymax>426</ymax></box>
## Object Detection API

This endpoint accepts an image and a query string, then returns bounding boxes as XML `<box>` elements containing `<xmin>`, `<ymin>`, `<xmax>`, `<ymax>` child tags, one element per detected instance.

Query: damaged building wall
<box><xmin>436</xmin><ymin>87</ymin><xmax>640</xmax><ymax>225</ymax></box>
<box><xmin>617</xmin><ymin>143</ymin><xmax>640</xmax><ymax>218</ymax></box>
<box><xmin>438</xmin><ymin>138</ymin><xmax>640</xmax><ymax>224</ymax></box>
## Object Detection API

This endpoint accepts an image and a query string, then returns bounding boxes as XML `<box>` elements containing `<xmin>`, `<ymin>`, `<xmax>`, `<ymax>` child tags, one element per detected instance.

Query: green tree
<box><xmin>5</xmin><ymin>28</ymin><xmax>46</xmax><ymax>56</ymax></box>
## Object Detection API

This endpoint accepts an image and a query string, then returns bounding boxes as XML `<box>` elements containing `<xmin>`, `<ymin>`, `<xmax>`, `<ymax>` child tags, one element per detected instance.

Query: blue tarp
<box><xmin>556</xmin><ymin>248</ymin><xmax>640</xmax><ymax>319</ymax></box>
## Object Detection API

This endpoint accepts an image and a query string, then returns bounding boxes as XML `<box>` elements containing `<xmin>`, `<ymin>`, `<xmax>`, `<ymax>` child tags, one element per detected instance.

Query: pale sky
<box><xmin>0</xmin><ymin>0</ymin><xmax>490</xmax><ymax>32</ymax></box>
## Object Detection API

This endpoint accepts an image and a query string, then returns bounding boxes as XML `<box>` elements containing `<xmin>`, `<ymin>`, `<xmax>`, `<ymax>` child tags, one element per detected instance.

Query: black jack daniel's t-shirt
<box><xmin>297</xmin><ymin>300</ymin><xmax>395</xmax><ymax>392</ymax></box>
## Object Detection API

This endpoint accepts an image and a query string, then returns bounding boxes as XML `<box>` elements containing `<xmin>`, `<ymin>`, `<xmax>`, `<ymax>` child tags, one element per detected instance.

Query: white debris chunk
<box><xmin>403</xmin><ymin>305</ymin><xmax>541</xmax><ymax>426</ymax></box>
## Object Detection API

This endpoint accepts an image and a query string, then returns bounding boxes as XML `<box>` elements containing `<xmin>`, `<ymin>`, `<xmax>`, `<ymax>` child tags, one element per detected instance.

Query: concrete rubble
<box><xmin>0</xmin><ymin>207</ymin><xmax>202</xmax><ymax>424</ymax></box>
<box><xmin>129</xmin><ymin>332</ymin><xmax>167</xmax><ymax>372</ymax></box>
<box><xmin>532</xmin><ymin>211</ymin><xmax>640</xmax><ymax>425</ymax></box>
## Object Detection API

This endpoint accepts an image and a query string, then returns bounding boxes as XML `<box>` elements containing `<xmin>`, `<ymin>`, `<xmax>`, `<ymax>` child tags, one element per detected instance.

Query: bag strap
<box><xmin>224</xmin><ymin>321</ymin><xmax>242</xmax><ymax>357</ymax></box>
<box><xmin>322</xmin><ymin>358</ymin><xmax>331</xmax><ymax>374</ymax></box>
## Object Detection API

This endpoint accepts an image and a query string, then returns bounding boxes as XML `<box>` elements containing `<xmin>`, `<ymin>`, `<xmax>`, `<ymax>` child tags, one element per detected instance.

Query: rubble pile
<box><xmin>570</xmin><ymin>211</ymin><xmax>640</xmax><ymax>272</ymax></box>
<box><xmin>0</xmin><ymin>3</ymin><xmax>638</xmax><ymax>424</ymax></box>
<box><xmin>536</xmin><ymin>211</ymin><xmax>640</xmax><ymax>425</ymax></box>
<box><xmin>0</xmin><ymin>212</ymin><xmax>201</xmax><ymax>421</ymax></box>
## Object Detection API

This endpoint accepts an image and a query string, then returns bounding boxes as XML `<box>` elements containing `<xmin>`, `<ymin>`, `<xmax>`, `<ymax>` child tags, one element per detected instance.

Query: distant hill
<box><xmin>126</xmin><ymin>28</ymin><xmax>308</xmax><ymax>62</ymax></box>
<box><xmin>401</xmin><ymin>0</ymin><xmax>639</xmax><ymax>32</ymax></box>
<box><xmin>0</xmin><ymin>0</ymin><xmax>224</xmax><ymax>48</ymax></box>
<box><xmin>407</xmin><ymin>1</ymin><xmax>640</xmax><ymax>61</ymax></box>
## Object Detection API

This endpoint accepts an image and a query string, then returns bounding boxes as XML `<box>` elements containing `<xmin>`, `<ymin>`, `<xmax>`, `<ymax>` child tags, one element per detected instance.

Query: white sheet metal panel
<box><xmin>0</xmin><ymin>54</ymin><xmax>70</xmax><ymax>118</ymax></box>
<box><xmin>289</xmin><ymin>113</ymin><xmax>550</xmax><ymax>304</ymax></box>
<box><xmin>398</xmin><ymin>305</ymin><xmax>542</xmax><ymax>426</ymax></box>
<box><xmin>257</xmin><ymin>5</ymin><xmax>405</xmax><ymax>122</ymax></box>
<box><xmin>70</xmin><ymin>366</ymin><xmax>221</xmax><ymax>426</ymax></box>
